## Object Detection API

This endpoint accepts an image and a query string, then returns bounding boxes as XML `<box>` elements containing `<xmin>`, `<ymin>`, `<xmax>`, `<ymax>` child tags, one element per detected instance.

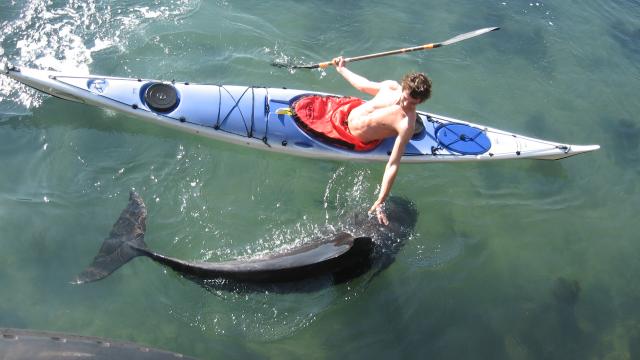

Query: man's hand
<box><xmin>332</xmin><ymin>56</ymin><xmax>346</xmax><ymax>71</ymax></box>
<box><xmin>369</xmin><ymin>202</ymin><xmax>389</xmax><ymax>226</ymax></box>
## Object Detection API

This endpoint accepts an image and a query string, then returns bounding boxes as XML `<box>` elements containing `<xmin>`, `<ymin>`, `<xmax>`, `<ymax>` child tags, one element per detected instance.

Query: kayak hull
<box><xmin>3</xmin><ymin>66</ymin><xmax>599</xmax><ymax>162</ymax></box>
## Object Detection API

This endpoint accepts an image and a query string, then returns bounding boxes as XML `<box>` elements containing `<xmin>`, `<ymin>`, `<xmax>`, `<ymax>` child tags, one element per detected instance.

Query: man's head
<box><xmin>401</xmin><ymin>72</ymin><xmax>432</xmax><ymax>104</ymax></box>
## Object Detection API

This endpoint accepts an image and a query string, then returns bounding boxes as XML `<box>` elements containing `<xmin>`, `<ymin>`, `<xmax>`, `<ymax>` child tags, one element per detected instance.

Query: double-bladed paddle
<box><xmin>273</xmin><ymin>27</ymin><xmax>499</xmax><ymax>70</ymax></box>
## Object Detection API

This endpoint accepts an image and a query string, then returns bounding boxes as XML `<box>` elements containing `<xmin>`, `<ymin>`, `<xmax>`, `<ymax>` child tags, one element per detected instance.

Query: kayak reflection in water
<box><xmin>332</xmin><ymin>56</ymin><xmax>432</xmax><ymax>225</ymax></box>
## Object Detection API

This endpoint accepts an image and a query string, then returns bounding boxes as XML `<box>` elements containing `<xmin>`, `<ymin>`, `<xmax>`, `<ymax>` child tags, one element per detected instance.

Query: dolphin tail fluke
<box><xmin>72</xmin><ymin>192</ymin><xmax>149</xmax><ymax>284</ymax></box>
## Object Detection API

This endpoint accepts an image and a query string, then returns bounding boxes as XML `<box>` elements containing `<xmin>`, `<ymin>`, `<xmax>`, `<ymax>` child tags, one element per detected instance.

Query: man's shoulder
<box><xmin>395</xmin><ymin>112</ymin><xmax>417</xmax><ymax>136</ymax></box>
<box><xmin>380</xmin><ymin>80</ymin><xmax>401</xmax><ymax>89</ymax></box>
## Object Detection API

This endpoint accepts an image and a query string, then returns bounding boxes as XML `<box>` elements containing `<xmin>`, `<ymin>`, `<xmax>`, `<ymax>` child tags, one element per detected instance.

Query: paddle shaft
<box><xmin>291</xmin><ymin>27</ymin><xmax>499</xmax><ymax>69</ymax></box>
<box><xmin>313</xmin><ymin>43</ymin><xmax>441</xmax><ymax>69</ymax></box>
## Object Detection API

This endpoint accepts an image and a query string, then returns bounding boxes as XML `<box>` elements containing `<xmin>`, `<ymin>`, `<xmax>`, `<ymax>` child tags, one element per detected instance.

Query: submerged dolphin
<box><xmin>74</xmin><ymin>192</ymin><xmax>417</xmax><ymax>291</ymax></box>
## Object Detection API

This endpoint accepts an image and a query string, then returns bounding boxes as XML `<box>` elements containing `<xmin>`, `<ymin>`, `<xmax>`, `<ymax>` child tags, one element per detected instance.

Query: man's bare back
<box><xmin>347</xmin><ymin>81</ymin><xmax>415</xmax><ymax>143</ymax></box>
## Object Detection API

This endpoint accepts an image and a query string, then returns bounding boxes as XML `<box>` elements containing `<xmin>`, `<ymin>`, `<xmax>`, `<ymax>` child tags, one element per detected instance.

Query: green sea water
<box><xmin>0</xmin><ymin>0</ymin><xmax>639</xmax><ymax>359</ymax></box>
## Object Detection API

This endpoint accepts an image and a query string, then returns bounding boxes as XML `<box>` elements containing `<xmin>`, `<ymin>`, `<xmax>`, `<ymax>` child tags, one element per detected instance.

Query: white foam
<box><xmin>0</xmin><ymin>0</ymin><xmax>201</xmax><ymax>109</ymax></box>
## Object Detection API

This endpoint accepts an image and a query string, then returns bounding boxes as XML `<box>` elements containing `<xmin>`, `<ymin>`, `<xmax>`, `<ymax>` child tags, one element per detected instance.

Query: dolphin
<box><xmin>73</xmin><ymin>192</ymin><xmax>417</xmax><ymax>292</ymax></box>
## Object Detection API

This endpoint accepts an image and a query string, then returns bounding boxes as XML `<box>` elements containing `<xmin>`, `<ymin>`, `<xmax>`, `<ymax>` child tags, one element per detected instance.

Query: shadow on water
<box><xmin>507</xmin><ymin>277</ymin><xmax>595</xmax><ymax>359</ymax></box>
<box><xmin>600</xmin><ymin>118</ymin><xmax>640</xmax><ymax>172</ymax></box>
<box><xmin>609</xmin><ymin>22</ymin><xmax>640</xmax><ymax>64</ymax></box>
<box><xmin>475</xmin><ymin>159</ymin><xmax>570</xmax><ymax>199</ymax></box>
<box><xmin>523</xmin><ymin>112</ymin><xmax>551</xmax><ymax>137</ymax></box>
<box><xmin>506</xmin><ymin>275</ymin><xmax>639</xmax><ymax>359</ymax></box>
<box><xmin>525</xmin><ymin>161</ymin><xmax>571</xmax><ymax>194</ymax></box>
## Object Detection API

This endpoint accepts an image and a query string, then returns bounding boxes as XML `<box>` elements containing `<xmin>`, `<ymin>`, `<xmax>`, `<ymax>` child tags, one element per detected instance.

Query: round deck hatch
<box><xmin>144</xmin><ymin>83</ymin><xmax>178</xmax><ymax>113</ymax></box>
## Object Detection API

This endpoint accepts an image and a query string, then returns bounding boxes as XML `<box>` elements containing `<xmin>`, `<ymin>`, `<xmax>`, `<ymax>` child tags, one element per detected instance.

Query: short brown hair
<box><xmin>402</xmin><ymin>72</ymin><xmax>432</xmax><ymax>102</ymax></box>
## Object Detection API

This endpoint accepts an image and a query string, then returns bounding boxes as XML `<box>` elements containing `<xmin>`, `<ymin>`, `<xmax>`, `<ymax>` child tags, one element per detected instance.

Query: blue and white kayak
<box><xmin>3</xmin><ymin>65</ymin><xmax>599</xmax><ymax>162</ymax></box>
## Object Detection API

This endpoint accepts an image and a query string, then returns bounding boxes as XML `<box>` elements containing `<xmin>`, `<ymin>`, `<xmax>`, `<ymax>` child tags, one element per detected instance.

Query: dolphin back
<box><xmin>72</xmin><ymin>192</ymin><xmax>148</xmax><ymax>284</ymax></box>
<box><xmin>165</xmin><ymin>232</ymin><xmax>374</xmax><ymax>282</ymax></box>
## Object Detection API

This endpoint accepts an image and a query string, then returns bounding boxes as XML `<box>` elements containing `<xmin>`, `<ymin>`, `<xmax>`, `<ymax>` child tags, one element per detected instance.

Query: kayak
<box><xmin>2</xmin><ymin>65</ymin><xmax>599</xmax><ymax>162</ymax></box>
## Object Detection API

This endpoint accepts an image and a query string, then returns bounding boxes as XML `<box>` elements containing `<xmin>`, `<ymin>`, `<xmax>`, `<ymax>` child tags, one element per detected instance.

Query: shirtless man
<box><xmin>333</xmin><ymin>56</ymin><xmax>432</xmax><ymax>225</ymax></box>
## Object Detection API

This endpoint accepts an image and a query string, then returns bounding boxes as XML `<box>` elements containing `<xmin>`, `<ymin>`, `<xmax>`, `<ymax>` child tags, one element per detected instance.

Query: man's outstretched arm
<box><xmin>369</xmin><ymin>127</ymin><xmax>412</xmax><ymax>225</ymax></box>
<box><xmin>333</xmin><ymin>56</ymin><xmax>382</xmax><ymax>96</ymax></box>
